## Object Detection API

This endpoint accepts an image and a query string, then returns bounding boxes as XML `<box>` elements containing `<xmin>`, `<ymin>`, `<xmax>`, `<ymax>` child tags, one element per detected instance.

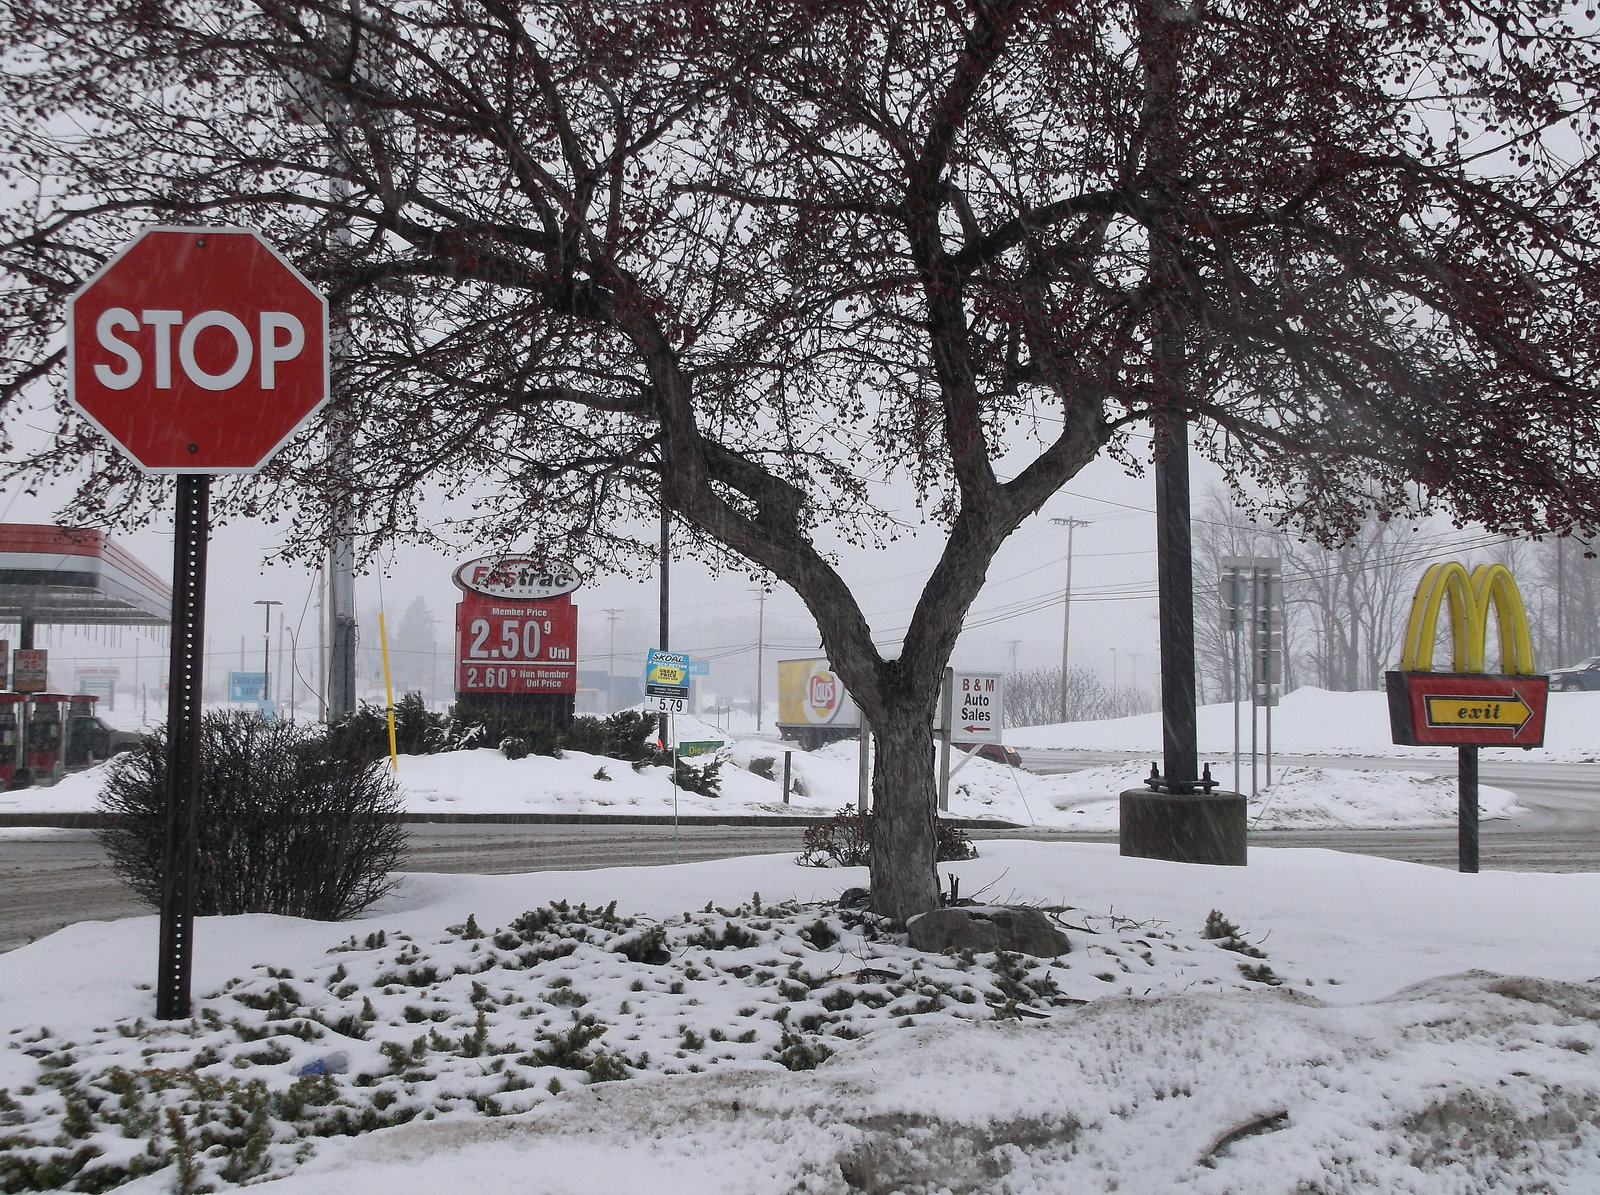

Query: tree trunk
<box><xmin>867</xmin><ymin>706</ymin><xmax>941</xmax><ymax>923</ymax></box>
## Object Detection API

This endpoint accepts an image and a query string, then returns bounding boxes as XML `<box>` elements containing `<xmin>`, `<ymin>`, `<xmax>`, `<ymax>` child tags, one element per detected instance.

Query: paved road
<box><xmin>1015</xmin><ymin>749</ymin><xmax>1600</xmax><ymax>825</ymax></box>
<box><xmin>4</xmin><ymin>753</ymin><xmax>1595</xmax><ymax>954</ymax></box>
<box><xmin>0</xmin><ymin>824</ymin><xmax>811</xmax><ymax>954</ymax></box>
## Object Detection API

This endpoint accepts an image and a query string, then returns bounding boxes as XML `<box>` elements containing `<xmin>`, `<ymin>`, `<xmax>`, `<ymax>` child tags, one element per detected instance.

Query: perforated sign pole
<box><xmin>1458</xmin><ymin>746</ymin><xmax>1479</xmax><ymax>874</ymax></box>
<box><xmin>156</xmin><ymin>476</ymin><xmax>209</xmax><ymax>1020</ymax></box>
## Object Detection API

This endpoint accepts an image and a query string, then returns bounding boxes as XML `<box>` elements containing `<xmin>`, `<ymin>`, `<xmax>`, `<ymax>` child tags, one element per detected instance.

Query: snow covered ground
<box><xmin>1008</xmin><ymin>685</ymin><xmax>1600</xmax><ymax>763</ymax></box>
<box><xmin>3</xmin><ymin>843</ymin><xmax>1599</xmax><ymax>1193</ymax></box>
<box><xmin>2</xmin><ymin>688</ymin><xmax>1597</xmax><ymax>1191</ymax></box>
<box><xmin>1</xmin><ymin>687</ymin><xmax>1564</xmax><ymax>829</ymax></box>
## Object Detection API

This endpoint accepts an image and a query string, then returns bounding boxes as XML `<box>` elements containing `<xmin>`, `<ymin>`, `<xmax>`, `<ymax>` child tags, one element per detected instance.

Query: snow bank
<box><xmin>4</xmin><ymin>843</ymin><xmax>1600</xmax><ymax>1194</ymax></box>
<box><xmin>1007</xmin><ymin>686</ymin><xmax>1600</xmax><ymax>761</ymax></box>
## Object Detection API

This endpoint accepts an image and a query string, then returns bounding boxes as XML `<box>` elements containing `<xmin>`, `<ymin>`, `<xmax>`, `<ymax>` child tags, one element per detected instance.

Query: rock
<box><xmin>298</xmin><ymin>1051</ymin><xmax>349</xmax><ymax>1076</ymax></box>
<box><xmin>906</xmin><ymin>905</ymin><xmax>1070</xmax><ymax>958</ymax></box>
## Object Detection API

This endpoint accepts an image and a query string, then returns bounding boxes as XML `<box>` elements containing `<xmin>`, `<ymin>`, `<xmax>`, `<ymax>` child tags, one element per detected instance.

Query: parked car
<box><xmin>64</xmin><ymin>714</ymin><xmax>143</xmax><ymax>769</ymax></box>
<box><xmin>955</xmin><ymin>742</ymin><xmax>1023</xmax><ymax>767</ymax></box>
<box><xmin>1548</xmin><ymin>656</ymin><xmax>1600</xmax><ymax>691</ymax></box>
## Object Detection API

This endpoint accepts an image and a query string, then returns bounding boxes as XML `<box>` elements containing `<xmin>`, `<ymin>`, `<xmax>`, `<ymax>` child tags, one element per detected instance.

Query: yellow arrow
<box><xmin>1423</xmin><ymin>695</ymin><xmax>1534</xmax><ymax>730</ymax></box>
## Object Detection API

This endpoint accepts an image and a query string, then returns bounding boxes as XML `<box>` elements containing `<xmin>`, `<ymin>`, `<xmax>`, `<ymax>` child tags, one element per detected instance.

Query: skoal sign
<box><xmin>453</xmin><ymin>555</ymin><xmax>581</xmax><ymax>601</ymax></box>
<box><xmin>1385</xmin><ymin>561</ymin><xmax>1548</xmax><ymax>747</ymax></box>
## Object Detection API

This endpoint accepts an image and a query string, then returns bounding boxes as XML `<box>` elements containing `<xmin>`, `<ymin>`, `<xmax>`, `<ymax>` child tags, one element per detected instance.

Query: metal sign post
<box><xmin>937</xmin><ymin>669</ymin><xmax>954</xmax><ymax>813</ymax></box>
<box><xmin>1220</xmin><ymin>558</ymin><xmax>1280</xmax><ymax>798</ymax></box>
<box><xmin>157</xmin><ymin>477</ymin><xmax>209</xmax><ymax>1020</ymax></box>
<box><xmin>1458</xmin><ymin>745</ymin><xmax>1480</xmax><ymax>873</ymax></box>
<box><xmin>1254</xmin><ymin>567</ymin><xmax>1283</xmax><ymax>789</ymax></box>
<box><xmin>644</xmin><ymin>649</ymin><xmax>690</xmax><ymax>860</ymax></box>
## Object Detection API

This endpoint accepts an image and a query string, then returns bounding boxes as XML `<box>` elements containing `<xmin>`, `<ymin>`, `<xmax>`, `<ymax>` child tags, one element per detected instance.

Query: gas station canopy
<box><xmin>0</xmin><ymin>525</ymin><xmax>169</xmax><ymax>627</ymax></box>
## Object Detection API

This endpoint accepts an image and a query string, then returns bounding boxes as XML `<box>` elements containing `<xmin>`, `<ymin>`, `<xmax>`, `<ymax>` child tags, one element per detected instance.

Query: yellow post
<box><xmin>378</xmin><ymin>611</ymin><xmax>398</xmax><ymax>771</ymax></box>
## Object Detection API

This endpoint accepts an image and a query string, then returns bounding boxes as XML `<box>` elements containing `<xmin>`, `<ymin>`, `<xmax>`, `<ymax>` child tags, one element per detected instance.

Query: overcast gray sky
<box><xmin>3</xmin><ymin>439</ymin><xmax>1184</xmax><ymax>711</ymax></box>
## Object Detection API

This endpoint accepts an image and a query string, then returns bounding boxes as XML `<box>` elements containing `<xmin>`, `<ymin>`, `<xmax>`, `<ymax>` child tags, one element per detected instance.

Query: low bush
<box><xmin>446</xmin><ymin>705</ymin><xmax>566</xmax><ymax>757</ymax></box>
<box><xmin>96</xmin><ymin>712</ymin><xmax>405</xmax><ymax>920</ymax></box>
<box><xmin>323</xmin><ymin>693</ymin><xmax>447</xmax><ymax>766</ymax></box>
<box><xmin>673</xmin><ymin>756</ymin><xmax>723</xmax><ymax>797</ymax></box>
<box><xmin>796</xmin><ymin>806</ymin><xmax>977</xmax><ymax>867</ymax></box>
<box><xmin>559</xmin><ymin>710</ymin><xmax>661</xmax><ymax>764</ymax></box>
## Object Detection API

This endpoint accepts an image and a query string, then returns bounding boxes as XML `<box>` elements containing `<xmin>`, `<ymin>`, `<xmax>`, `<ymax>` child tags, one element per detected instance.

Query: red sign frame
<box><xmin>1385</xmin><ymin>671</ymin><xmax>1549</xmax><ymax>747</ymax></box>
<box><xmin>67</xmin><ymin>227</ymin><xmax>329</xmax><ymax>474</ymax></box>
<box><xmin>455</xmin><ymin>594</ymin><xmax>578</xmax><ymax>696</ymax></box>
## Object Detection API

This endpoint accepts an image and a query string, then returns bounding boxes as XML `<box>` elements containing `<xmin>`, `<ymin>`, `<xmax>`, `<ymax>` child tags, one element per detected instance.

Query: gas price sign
<box><xmin>455</xmin><ymin>595</ymin><xmax>577</xmax><ymax>694</ymax></box>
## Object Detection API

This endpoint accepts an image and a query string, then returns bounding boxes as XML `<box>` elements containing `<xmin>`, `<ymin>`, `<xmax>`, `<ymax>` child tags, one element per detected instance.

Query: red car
<box><xmin>956</xmin><ymin>742</ymin><xmax>1022</xmax><ymax>767</ymax></box>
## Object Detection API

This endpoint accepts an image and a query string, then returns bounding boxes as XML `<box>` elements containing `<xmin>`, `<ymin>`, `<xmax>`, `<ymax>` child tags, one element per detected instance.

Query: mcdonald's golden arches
<box><xmin>1385</xmin><ymin>562</ymin><xmax>1549</xmax><ymax>747</ymax></box>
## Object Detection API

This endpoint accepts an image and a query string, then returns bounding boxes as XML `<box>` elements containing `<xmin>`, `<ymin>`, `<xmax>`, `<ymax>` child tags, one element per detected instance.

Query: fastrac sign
<box><xmin>452</xmin><ymin>555</ymin><xmax>581</xmax><ymax>601</ymax></box>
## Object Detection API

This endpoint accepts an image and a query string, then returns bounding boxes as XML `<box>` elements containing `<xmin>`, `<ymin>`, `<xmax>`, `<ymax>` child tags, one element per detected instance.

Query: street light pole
<box><xmin>1051</xmin><ymin>517</ymin><xmax>1092</xmax><ymax>722</ymax></box>
<box><xmin>255</xmin><ymin>600</ymin><xmax>281</xmax><ymax>712</ymax></box>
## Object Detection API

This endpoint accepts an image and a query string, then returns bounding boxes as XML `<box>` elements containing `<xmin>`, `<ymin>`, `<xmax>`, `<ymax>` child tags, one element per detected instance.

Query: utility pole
<box><xmin>1051</xmin><ymin>517</ymin><xmax>1092</xmax><ymax>722</ymax></box>
<box><xmin>327</xmin><ymin>536</ymin><xmax>357</xmax><ymax>717</ymax></box>
<box><xmin>315</xmin><ymin>563</ymin><xmax>326</xmax><ymax>722</ymax></box>
<box><xmin>290</xmin><ymin>3</ymin><xmax>361</xmax><ymax>720</ymax></box>
<box><xmin>604</xmin><ymin>608</ymin><xmax>622</xmax><ymax>713</ymax></box>
<box><xmin>754</xmin><ymin>588</ymin><xmax>766</xmax><ymax>731</ymax></box>
<box><xmin>255</xmin><ymin>600</ymin><xmax>281</xmax><ymax>710</ymax></box>
<box><xmin>1556</xmin><ymin>537</ymin><xmax>1565</xmax><ymax>665</ymax></box>
<box><xmin>1007</xmin><ymin>639</ymin><xmax>1020</xmax><ymax>674</ymax></box>
<box><xmin>659</xmin><ymin>486</ymin><xmax>670</xmax><ymax>651</ymax></box>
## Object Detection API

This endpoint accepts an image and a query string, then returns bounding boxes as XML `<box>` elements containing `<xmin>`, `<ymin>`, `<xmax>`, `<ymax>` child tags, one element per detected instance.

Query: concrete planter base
<box><xmin>1119</xmin><ymin>788</ymin><xmax>1248</xmax><ymax>866</ymax></box>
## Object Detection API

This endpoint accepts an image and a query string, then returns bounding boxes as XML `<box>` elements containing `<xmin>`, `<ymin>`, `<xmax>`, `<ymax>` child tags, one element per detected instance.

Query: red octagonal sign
<box><xmin>67</xmin><ymin>226</ymin><xmax>329</xmax><ymax>473</ymax></box>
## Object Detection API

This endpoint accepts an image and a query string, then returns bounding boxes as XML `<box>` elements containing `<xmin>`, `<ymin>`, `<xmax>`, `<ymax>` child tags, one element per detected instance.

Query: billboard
<box><xmin>776</xmin><ymin>658</ymin><xmax>860</xmax><ymax>728</ymax></box>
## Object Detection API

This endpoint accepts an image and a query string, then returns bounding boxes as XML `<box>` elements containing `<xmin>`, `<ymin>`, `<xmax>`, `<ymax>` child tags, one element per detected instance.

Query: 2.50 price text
<box><xmin>464</xmin><ymin>616</ymin><xmax>570</xmax><ymax>662</ymax></box>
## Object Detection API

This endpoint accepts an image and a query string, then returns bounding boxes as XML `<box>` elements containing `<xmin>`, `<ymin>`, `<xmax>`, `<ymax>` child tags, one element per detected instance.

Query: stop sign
<box><xmin>67</xmin><ymin>227</ymin><xmax>329</xmax><ymax>473</ymax></box>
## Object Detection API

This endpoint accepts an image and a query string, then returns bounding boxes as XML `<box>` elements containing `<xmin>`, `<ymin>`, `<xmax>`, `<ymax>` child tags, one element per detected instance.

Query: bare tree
<box><xmin>1285</xmin><ymin>520</ymin><xmax>1450</xmax><ymax>690</ymax></box>
<box><xmin>1190</xmin><ymin>490</ymin><xmax>1289</xmax><ymax>704</ymax></box>
<box><xmin>1194</xmin><ymin>488</ymin><xmax>1460</xmax><ymax>693</ymax></box>
<box><xmin>1005</xmin><ymin>666</ymin><xmax>1152</xmax><ymax>727</ymax></box>
<box><xmin>6</xmin><ymin>2</ymin><xmax>1600</xmax><ymax>918</ymax></box>
<box><xmin>1525</xmin><ymin>536</ymin><xmax>1600</xmax><ymax>667</ymax></box>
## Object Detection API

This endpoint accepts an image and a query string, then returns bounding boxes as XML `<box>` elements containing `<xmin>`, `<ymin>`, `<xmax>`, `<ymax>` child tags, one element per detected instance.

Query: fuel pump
<box><xmin>0</xmin><ymin>694</ymin><xmax>23</xmax><ymax>788</ymax></box>
<box><xmin>25</xmin><ymin>693</ymin><xmax>68</xmax><ymax>784</ymax></box>
<box><xmin>65</xmin><ymin>695</ymin><xmax>98</xmax><ymax>769</ymax></box>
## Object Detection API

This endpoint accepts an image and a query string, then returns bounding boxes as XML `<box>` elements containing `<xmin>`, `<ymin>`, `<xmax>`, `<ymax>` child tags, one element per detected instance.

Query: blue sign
<box><xmin>229</xmin><ymin>671</ymin><xmax>267</xmax><ymax>702</ymax></box>
<box><xmin>686</xmin><ymin>659</ymin><xmax>710</xmax><ymax>676</ymax></box>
